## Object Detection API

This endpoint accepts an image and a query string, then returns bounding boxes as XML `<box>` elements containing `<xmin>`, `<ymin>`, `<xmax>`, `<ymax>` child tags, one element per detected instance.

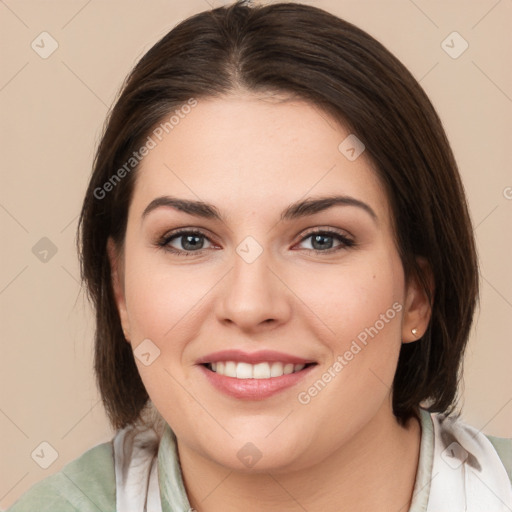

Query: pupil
<box><xmin>183</xmin><ymin>234</ymin><xmax>203</xmax><ymax>250</ymax></box>
<box><xmin>312</xmin><ymin>234</ymin><xmax>333</xmax><ymax>250</ymax></box>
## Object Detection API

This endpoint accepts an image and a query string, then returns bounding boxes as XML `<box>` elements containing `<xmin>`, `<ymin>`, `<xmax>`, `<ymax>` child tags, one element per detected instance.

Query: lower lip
<box><xmin>199</xmin><ymin>364</ymin><xmax>316</xmax><ymax>400</ymax></box>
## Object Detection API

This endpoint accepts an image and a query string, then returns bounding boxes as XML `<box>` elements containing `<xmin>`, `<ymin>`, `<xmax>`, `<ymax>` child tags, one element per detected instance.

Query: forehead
<box><xmin>130</xmin><ymin>93</ymin><xmax>390</xmax><ymax>225</ymax></box>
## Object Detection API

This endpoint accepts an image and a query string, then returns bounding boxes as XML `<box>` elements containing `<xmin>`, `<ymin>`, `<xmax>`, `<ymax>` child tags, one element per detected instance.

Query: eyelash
<box><xmin>156</xmin><ymin>227</ymin><xmax>355</xmax><ymax>257</ymax></box>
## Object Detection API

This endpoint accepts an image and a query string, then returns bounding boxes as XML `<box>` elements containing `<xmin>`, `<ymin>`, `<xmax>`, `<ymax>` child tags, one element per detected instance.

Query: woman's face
<box><xmin>110</xmin><ymin>92</ymin><xmax>428</xmax><ymax>472</ymax></box>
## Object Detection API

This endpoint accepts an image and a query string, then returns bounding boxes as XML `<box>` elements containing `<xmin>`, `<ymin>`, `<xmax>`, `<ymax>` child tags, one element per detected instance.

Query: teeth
<box><xmin>253</xmin><ymin>362</ymin><xmax>271</xmax><ymax>379</ymax></box>
<box><xmin>270</xmin><ymin>362</ymin><xmax>284</xmax><ymax>377</ymax></box>
<box><xmin>224</xmin><ymin>361</ymin><xmax>237</xmax><ymax>377</ymax></box>
<box><xmin>284</xmin><ymin>363</ymin><xmax>294</xmax><ymax>375</ymax></box>
<box><xmin>236</xmin><ymin>362</ymin><xmax>253</xmax><ymax>379</ymax></box>
<box><xmin>209</xmin><ymin>361</ymin><xmax>308</xmax><ymax>379</ymax></box>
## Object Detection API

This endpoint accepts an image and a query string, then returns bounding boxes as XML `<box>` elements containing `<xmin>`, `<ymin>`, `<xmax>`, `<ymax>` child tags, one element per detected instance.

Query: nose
<box><xmin>216</xmin><ymin>244</ymin><xmax>292</xmax><ymax>333</ymax></box>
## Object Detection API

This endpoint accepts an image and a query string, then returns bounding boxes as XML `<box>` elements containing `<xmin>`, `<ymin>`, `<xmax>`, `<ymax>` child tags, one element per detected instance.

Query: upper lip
<box><xmin>196</xmin><ymin>349</ymin><xmax>316</xmax><ymax>365</ymax></box>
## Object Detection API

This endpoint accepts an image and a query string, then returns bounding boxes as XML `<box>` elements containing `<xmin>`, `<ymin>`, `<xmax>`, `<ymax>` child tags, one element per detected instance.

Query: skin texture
<box><xmin>109</xmin><ymin>92</ymin><xmax>432</xmax><ymax>511</ymax></box>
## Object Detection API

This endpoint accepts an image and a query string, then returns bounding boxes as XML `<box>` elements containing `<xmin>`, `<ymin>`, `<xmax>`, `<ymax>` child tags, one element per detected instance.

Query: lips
<box><xmin>197</xmin><ymin>349</ymin><xmax>317</xmax><ymax>400</ymax></box>
<box><xmin>196</xmin><ymin>349</ymin><xmax>314</xmax><ymax>365</ymax></box>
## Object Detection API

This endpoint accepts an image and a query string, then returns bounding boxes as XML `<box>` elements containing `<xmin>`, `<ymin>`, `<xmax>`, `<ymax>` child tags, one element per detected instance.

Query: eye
<box><xmin>296</xmin><ymin>229</ymin><xmax>354</xmax><ymax>253</ymax></box>
<box><xmin>157</xmin><ymin>229</ymin><xmax>214</xmax><ymax>255</ymax></box>
<box><xmin>156</xmin><ymin>227</ymin><xmax>354</xmax><ymax>257</ymax></box>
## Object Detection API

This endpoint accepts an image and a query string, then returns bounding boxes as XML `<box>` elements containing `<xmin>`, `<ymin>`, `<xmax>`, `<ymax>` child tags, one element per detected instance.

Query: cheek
<box><xmin>292</xmin><ymin>253</ymin><xmax>404</xmax><ymax>348</ymax></box>
<box><xmin>121</xmin><ymin>248</ymin><xmax>207</xmax><ymax>416</ymax></box>
<box><xmin>294</xmin><ymin>252</ymin><xmax>404</xmax><ymax>409</ymax></box>
<box><xmin>123</xmin><ymin>246</ymin><xmax>208</xmax><ymax>342</ymax></box>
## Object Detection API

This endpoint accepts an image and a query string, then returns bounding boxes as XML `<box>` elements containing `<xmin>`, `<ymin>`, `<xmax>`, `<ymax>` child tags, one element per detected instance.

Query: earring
<box><xmin>411</xmin><ymin>328</ymin><xmax>418</xmax><ymax>336</ymax></box>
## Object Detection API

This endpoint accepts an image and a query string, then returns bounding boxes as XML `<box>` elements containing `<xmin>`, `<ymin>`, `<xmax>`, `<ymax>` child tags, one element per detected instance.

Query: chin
<box><xmin>195</xmin><ymin>427</ymin><xmax>315</xmax><ymax>473</ymax></box>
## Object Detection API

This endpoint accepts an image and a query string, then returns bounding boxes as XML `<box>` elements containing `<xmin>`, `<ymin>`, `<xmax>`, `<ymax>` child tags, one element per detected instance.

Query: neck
<box><xmin>178</xmin><ymin>404</ymin><xmax>421</xmax><ymax>512</ymax></box>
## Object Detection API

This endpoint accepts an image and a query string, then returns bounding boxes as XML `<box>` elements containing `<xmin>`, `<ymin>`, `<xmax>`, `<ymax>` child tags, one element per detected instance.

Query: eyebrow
<box><xmin>141</xmin><ymin>195</ymin><xmax>378</xmax><ymax>224</ymax></box>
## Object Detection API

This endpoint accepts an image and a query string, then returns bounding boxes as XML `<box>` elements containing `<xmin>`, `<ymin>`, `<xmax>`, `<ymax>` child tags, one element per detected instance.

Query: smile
<box><xmin>197</xmin><ymin>350</ymin><xmax>317</xmax><ymax>400</ymax></box>
<box><xmin>206</xmin><ymin>361</ymin><xmax>310</xmax><ymax>379</ymax></box>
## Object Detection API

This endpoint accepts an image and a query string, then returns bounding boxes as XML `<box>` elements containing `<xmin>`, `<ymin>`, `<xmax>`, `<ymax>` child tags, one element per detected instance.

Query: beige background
<box><xmin>1</xmin><ymin>0</ymin><xmax>511</xmax><ymax>508</ymax></box>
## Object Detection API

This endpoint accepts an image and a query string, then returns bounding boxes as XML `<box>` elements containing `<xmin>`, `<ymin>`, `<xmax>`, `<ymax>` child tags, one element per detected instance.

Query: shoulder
<box><xmin>7</xmin><ymin>440</ymin><xmax>116</xmax><ymax>512</ymax></box>
<box><xmin>486</xmin><ymin>434</ymin><xmax>512</xmax><ymax>483</ymax></box>
<box><xmin>427</xmin><ymin>409</ymin><xmax>512</xmax><ymax>485</ymax></box>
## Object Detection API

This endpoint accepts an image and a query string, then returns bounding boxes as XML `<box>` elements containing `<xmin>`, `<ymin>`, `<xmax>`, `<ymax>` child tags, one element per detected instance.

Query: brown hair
<box><xmin>78</xmin><ymin>1</ymin><xmax>478</xmax><ymax>430</ymax></box>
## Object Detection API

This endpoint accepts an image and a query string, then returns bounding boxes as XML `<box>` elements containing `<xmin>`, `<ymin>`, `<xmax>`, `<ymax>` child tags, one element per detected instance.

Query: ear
<box><xmin>401</xmin><ymin>258</ymin><xmax>433</xmax><ymax>343</ymax></box>
<box><xmin>107</xmin><ymin>237</ymin><xmax>131</xmax><ymax>344</ymax></box>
